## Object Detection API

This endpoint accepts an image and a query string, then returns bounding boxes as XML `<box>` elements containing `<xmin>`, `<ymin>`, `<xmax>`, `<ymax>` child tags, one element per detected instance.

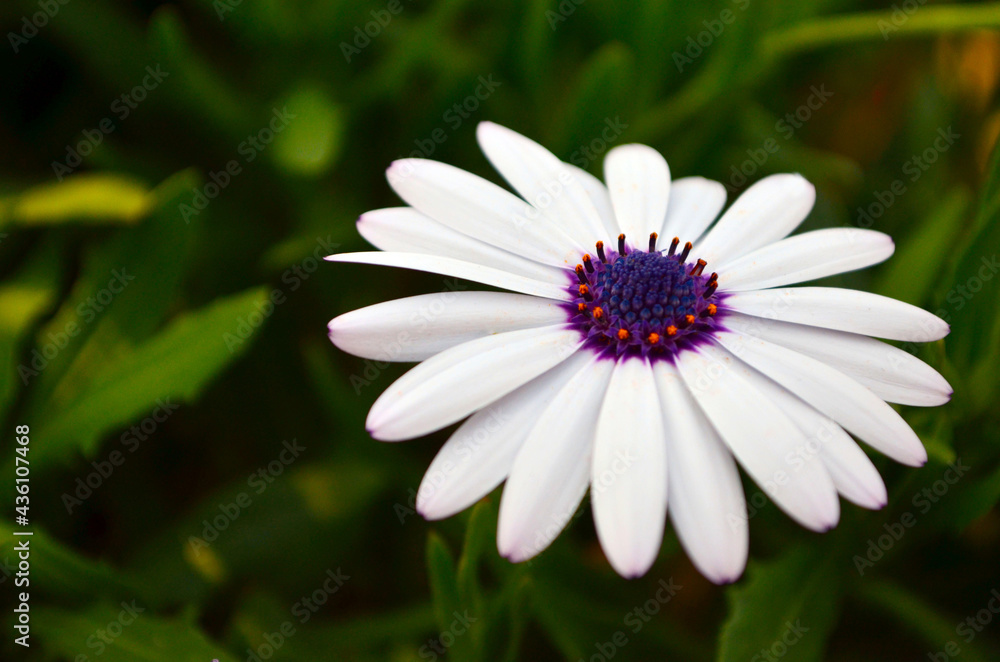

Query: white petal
<box><xmin>387</xmin><ymin>159</ymin><xmax>583</xmax><ymax>267</ymax></box>
<box><xmin>724</xmin><ymin>287</ymin><xmax>949</xmax><ymax>342</ymax></box>
<box><xmin>724</xmin><ymin>313</ymin><xmax>952</xmax><ymax>407</ymax></box>
<box><xmin>326</xmin><ymin>252</ymin><xmax>570</xmax><ymax>301</ymax></box>
<box><xmin>328</xmin><ymin>292</ymin><xmax>568</xmax><ymax>362</ymax></box>
<box><xmin>718</xmin><ymin>229</ymin><xmax>895</xmax><ymax>291</ymax></box>
<box><xmin>591</xmin><ymin>358</ymin><xmax>668</xmax><ymax>578</ymax></box>
<box><xmin>714</xmin><ymin>329</ymin><xmax>927</xmax><ymax>467</ymax></box>
<box><xmin>498</xmin><ymin>355</ymin><xmax>615</xmax><ymax>563</ymax></box>
<box><xmin>603</xmin><ymin>144</ymin><xmax>671</xmax><ymax>247</ymax></box>
<box><xmin>476</xmin><ymin>122</ymin><xmax>608</xmax><ymax>245</ymax></box>
<box><xmin>562</xmin><ymin>162</ymin><xmax>619</xmax><ymax>238</ymax></box>
<box><xmin>416</xmin><ymin>350</ymin><xmax>591</xmax><ymax>520</ymax></box>
<box><xmin>366</xmin><ymin>326</ymin><xmax>582</xmax><ymax>441</ymax></box>
<box><xmin>695</xmin><ymin>174</ymin><xmax>815</xmax><ymax>266</ymax></box>
<box><xmin>659</xmin><ymin>177</ymin><xmax>728</xmax><ymax>248</ymax></box>
<box><xmin>357</xmin><ymin>207</ymin><xmax>566</xmax><ymax>283</ymax></box>
<box><xmin>652</xmin><ymin>362</ymin><xmax>748</xmax><ymax>584</ymax></box>
<box><xmin>737</xmin><ymin>367</ymin><xmax>887</xmax><ymax>510</ymax></box>
<box><xmin>675</xmin><ymin>344</ymin><xmax>840</xmax><ymax>532</ymax></box>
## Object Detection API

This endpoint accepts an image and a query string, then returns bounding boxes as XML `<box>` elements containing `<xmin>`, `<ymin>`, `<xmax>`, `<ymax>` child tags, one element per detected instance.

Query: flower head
<box><xmin>326</xmin><ymin>122</ymin><xmax>952</xmax><ymax>581</ymax></box>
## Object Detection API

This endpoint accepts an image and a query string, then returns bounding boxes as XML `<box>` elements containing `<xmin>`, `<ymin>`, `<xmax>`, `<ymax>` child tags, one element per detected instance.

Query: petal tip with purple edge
<box><xmin>414</xmin><ymin>499</ymin><xmax>439</xmax><ymax>522</ymax></box>
<box><xmin>713</xmin><ymin>574</ymin><xmax>741</xmax><ymax>586</ymax></box>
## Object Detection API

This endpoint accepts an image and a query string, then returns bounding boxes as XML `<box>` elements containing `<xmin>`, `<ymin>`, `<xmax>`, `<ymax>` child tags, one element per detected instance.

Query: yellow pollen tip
<box><xmin>707</xmin><ymin>303</ymin><xmax>717</xmax><ymax>316</ymax></box>
<box><xmin>593</xmin><ymin>307</ymin><xmax>604</xmax><ymax>319</ymax></box>
<box><xmin>617</xmin><ymin>328</ymin><xmax>629</xmax><ymax>340</ymax></box>
<box><xmin>647</xmin><ymin>332</ymin><xmax>660</xmax><ymax>344</ymax></box>
<box><xmin>685</xmin><ymin>314</ymin><xmax>695</xmax><ymax>325</ymax></box>
<box><xmin>666</xmin><ymin>325</ymin><xmax>678</xmax><ymax>336</ymax></box>
<box><xmin>578</xmin><ymin>302</ymin><xmax>587</xmax><ymax>312</ymax></box>
<box><xmin>578</xmin><ymin>284</ymin><xmax>589</xmax><ymax>295</ymax></box>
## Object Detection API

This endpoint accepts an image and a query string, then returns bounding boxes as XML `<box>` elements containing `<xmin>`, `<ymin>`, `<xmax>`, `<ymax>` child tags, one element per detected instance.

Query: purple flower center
<box><xmin>565</xmin><ymin>236</ymin><xmax>724</xmax><ymax>359</ymax></box>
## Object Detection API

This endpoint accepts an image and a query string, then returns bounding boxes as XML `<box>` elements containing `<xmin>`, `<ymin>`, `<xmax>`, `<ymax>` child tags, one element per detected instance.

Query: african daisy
<box><xmin>326</xmin><ymin>122</ymin><xmax>952</xmax><ymax>581</ymax></box>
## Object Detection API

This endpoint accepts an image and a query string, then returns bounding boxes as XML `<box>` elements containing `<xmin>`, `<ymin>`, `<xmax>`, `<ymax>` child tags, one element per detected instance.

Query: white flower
<box><xmin>326</xmin><ymin>122</ymin><xmax>952</xmax><ymax>582</ymax></box>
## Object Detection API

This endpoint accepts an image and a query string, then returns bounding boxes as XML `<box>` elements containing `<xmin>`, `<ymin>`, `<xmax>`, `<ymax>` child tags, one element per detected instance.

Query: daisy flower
<box><xmin>326</xmin><ymin>122</ymin><xmax>952</xmax><ymax>581</ymax></box>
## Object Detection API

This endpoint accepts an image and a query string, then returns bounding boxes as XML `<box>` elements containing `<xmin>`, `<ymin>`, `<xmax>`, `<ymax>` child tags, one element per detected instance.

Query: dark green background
<box><xmin>2</xmin><ymin>0</ymin><xmax>1000</xmax><ymax>660</ymax></box>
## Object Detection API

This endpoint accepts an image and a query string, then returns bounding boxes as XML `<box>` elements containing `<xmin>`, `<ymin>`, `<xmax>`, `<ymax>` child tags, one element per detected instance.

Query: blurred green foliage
<box><xmin>2</xmin><ymin>0</ymin><xmax>1000</xmax><ymax>660</ymax></box>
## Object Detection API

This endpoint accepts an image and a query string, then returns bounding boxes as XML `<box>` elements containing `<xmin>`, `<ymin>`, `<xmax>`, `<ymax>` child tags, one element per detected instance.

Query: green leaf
<box><xmin>426</xmin><ymin>532</ymin><xmax>461</xmax><ymax>633</ymax></box>
<box><xmin>426</xmin><ymin>531</ymin><xmax>480</xmax><ymax>661</ymax></box>
<box><xmin>946</xmin><ymin>141</ymin><xmax>1000</xmax><ymax>375</ymax></box>
<box><xmin>717</xmin><ymin>545</ymin><xmax>843</xmax><ymax>662</ymax></box>
<box><xmin>632</xmin><ymin>7</ymin><xmax>762</xmax><ymax>143</ymax></box>
<box><xmin>456</xmin><ymin>499</ymin><xmax>495</xmax><ymax>607</ymax></box>
<box><xmin>553</xmin><ymin>43</ymin><xmax>636</xmax><ymax>161</ymax></box>
<box><xmin>257</xmin><ymin>601</ymin><xmax>437</xmax><ymax>658</ymax></box>
<box><xmin>456</xmin><ymin>500</ymin><xmax>496</xmax><ymax>654</ymax></box>
<box><xmin>35</xmin><ymin>602</ymin><xmax>236</xmax><ymax>662</ymax></box>
<box><xmin>876</xmin><ymin>188</ymin><xmax>971</xmax><ymax>305</ymax></box>
<box><xmin>32</xmin><ymin>286</ymin><xmax>269</xmax><ymax>465</ymax></box>
<box><xmin>147</xmin><ymin>5</ymin><xmax>253</xmax><ymax>142</ymax></box>
<box><xmin>0</xmin><ymin>240</ymin><xmax>62</xmax><ymax>425</ymax></box>
<box><xmin>854</xmin><ymin>579</ymin><xmax>993</xmax><ymax>662</ymax></box>
<box><xmin>124</xmin><ymin>457</ymin><xmax>385</xmax><ymax>606</ymax></box>
<box><xmin>24</xmin><ymin>169</ymin><xmax>202</xmax><ymax>413</ymax></box>
<box><xmin>0</xmin><ymin>521</ymin><xmax>146</xmax><ymax>605</ymax></box>
<box><xmin>0</xmin><ymin>174</ymin><xmax>152</xmax><ymax>228</ymax></box>
<box><xmin>761</xmin><ymin>3</ymin><xmax>1000</xmax><ymax>59</ymax></box>
<box><xmin>926</xmin><ymin>462</ymin><xmax>1000</xmax><ymax>534</ymax></box>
